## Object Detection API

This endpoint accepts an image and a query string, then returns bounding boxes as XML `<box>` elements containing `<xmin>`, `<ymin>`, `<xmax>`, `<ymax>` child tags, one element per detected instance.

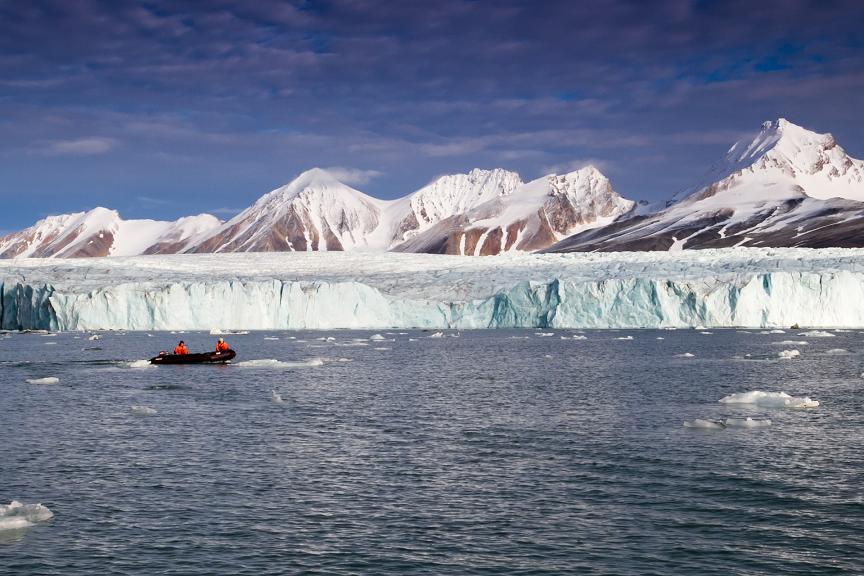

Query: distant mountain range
<box><xmin>2</xmin><ymin>118</ymin><xmax>863</xmax><ymax>258</ymax></box>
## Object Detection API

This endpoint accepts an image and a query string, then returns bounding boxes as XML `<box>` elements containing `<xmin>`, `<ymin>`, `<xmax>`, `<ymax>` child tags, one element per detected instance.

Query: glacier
<box><xmin>3</xmin><ymin>248</ymin><xmax>864</xmax><ymax>331</ymax></box>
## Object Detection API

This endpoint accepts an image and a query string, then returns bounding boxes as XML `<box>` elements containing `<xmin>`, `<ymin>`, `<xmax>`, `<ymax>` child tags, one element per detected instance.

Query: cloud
<box><xmin>323</xmin><ymin>166</ymin><xmax>383</xmax><ymax>185</ymax></box>
<box><xmin>42</xmin><ymin>137</ymin><xmax>116</xmax><ymax>156</ymax></box>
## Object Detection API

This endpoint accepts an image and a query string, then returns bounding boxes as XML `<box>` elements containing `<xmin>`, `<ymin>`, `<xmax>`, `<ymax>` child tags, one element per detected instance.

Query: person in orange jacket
<box><xmin>215</xmin><ymin>338</ymin><xmax>229</xmax><ymax>353</ymax></box>
<box><xmin>173</xmin><ymin>341</ymin><xmax>189</xmax><ymax>355</ymax></box>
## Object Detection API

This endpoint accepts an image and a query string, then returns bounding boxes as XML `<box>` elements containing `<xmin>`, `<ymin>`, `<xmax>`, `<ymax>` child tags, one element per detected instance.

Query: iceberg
<box><xmin>3</xmin><ymin>248</ymin><xmax>864</xmax><ymax>331</ymax></box>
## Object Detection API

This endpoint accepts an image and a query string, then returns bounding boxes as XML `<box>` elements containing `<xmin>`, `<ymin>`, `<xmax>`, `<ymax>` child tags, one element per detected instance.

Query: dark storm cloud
<box><xmin>1</xmin><ymin>0</ymin><xmax>863</xmax><ymax>225</ymax></box>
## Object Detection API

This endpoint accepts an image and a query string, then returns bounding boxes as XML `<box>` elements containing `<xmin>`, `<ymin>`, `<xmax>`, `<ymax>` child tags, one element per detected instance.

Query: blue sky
<box><xmin>1</xmin><ymin>0</ymin><xmax>863</xmax><ymax>230</ymax></box>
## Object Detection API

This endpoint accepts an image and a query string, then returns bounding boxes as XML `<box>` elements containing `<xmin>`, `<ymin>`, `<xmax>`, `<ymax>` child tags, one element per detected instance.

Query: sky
<box><xmin>1</xmin><ymin>0</ymin><xmax>863</xmax><ymax>231</ymax></box>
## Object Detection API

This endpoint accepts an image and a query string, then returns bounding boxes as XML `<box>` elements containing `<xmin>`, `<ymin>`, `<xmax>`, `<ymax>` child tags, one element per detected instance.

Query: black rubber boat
<box><xmin>149</xmin><ymin>349</ymin><xmax>236</xmax><ymax>365</ymax></box>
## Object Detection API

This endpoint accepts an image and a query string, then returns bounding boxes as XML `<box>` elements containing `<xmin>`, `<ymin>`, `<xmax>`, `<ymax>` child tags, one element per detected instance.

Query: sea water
<box><xmin>1</xmin><ymin>329</ymin><xmax>862</xmax><ymax>574</ymax></box>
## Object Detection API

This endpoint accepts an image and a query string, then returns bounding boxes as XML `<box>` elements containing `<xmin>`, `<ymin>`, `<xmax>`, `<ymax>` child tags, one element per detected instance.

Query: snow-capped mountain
<box><xmin>188</xmin><ymin>168</ymin><xmax>389</xmax><ymax>253</ymax></box>
<box><xmin>0</xmin><ymin>207</ymin><xmax>221</xmax><ymax>258</ymax></box>
<box><xmin>386</xmin><ymin>168</ymin><xmax>524</xmax><ymax>245</ymax></box>
<box><xmin>394</xmin><ymin>166</ymin><xmax>635</xmax><ymax>255</ymax></box>
<box><xmin>549</xmin><ymin>118</ymin><xmax>864</xmax><ymax>252</ymax></box>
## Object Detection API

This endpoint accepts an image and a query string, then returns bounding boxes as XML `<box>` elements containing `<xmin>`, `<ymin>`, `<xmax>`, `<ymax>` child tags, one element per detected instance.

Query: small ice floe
<box><xmin>656</xmin><ymin>337</ymin><xmax>665</xmax><ymax>340</ymax></box>
<box><xmin>824</xmin><ymin>348</ymin><xmax>849</xmax><ymax>355</ymax></box>
<box><xmin>130</xmin><ymin>405</ymin><xmax>157</xmax><ymax>416</ymax></box>
<box><xmin>0</xmin><ymin>501</ymin><xmax>53</xmax><ymax>531</ymax></box>
<box><xmin>369</xmin><ymin>334</ymin><xmax>386</xmax><ymax>341</ymax></box>
<box><xmin>616</xmin><ymin>336</ymin><xmax>634</xmax><ymax>340</ymax></box>
<box><xmin>373</xmin><ymin>347</ymin><xmax>390</xmax><ymax>351</ymax></box>
<box><xmin>535</xmin><ymin>332</ymin><xmax>554</xmax><ymax>337</ymax></box>
<box><xmin>719</xmin><ymin>390</ymin><xmax>819</xmax><ymax>408</ymax></box>
<box><xmin>235</xmin><ymin>358</ymin><xmax>324</xmax><ymax>368</ymax></box>
<box><xmin>544</xmin><ymin>354</ymin><xmax>553</xmax><ymax>359</ymax></box>
<box><xmin>408</xmin><ymin>338</ymin><xmax>418</xmax><ymax>342</ymax></box>
<box><xmin>778</xmin><ymin>349</ymin><xmax>801</xmax><ymax>360</ymax></box>
<box><xmin>428</xmin><ymin>332</ymin><xmax>445</xmax><ymax>338</ymax></box>
<box><xmin>571</xmin><ymin>335</ymin><xmax>587</xmax><ymax>340</ymax></box>
<box><xmin>683</xmin><ymin>419</ymin><xmax>725</xmax><ymax>430</ymax></box>
<box><xmin>88</xmin><ymin>334</ymin><xmax>100</xmax><ymax>341</ymax></box>
<box><xmin>700</xmin><ymin>331</ymin><xmax>714</xmax><ymax>335</ymax></box>
<box><xmin>676</xmin><ymin>352</ymin><xmax>695</xmax><ymax>358</ymax></box>
<box><xmin>44</xmin><ymin>342</ymin><xmax>57</xmax><ymax>345</ymax></box>
<box><xmin>26</xmin><ymin>377</ymin><xmax>59</xmax><ymax>385</ymax></box>
<box><xmin>694</xmin><ymin>325</ymin><xmax>707</xmax><ymax>331</ymax></box>
<box><xmin>127</xmin><ymin>359</ymin><xmax>153</xmax><ymax>369</ymax></box>
<box><xmin>270</xmin><ymin>390</ymin><xmax>285</xmax><ymax>404</ymax></box>
<box><xmin>337</xmin><ymin>357</ymin><xmax>352</xmax><ymax>362</ymax></box>
<box><xmin>684</xmin><ymin>417</ymin><xmax>772</xmax><ymax>430</ymax></box>
<box><xmin>772</xmin><ymin>340</ymin><xmax>808</xmax><ymax>346</ymax></box>
<box><xmin>725</xmin><ymin>417</ymin><xmax>772</xmax><ymax>428</ymax></box>
<box><xmin>799</xmin><ymin>330</ymin><xmax>835</xmax><ymax>338</ymax></box>
<box><xmin>264</xmin><ymin>337</ymin><xmax>280</xmax><ymax>340</ymax></box>
<box><xmin>768</xmin><ymin>329</ymin><xmax>786</xmax><ymax>334</ymax></box>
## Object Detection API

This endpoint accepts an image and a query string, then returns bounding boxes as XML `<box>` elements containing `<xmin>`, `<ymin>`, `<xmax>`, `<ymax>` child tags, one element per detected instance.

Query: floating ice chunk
<box><xmin>676</xmin><ymin>352</ymin><xmax>695</xmax><ymax>358</ymax></box>
<box><xmin>700</xmin><ymin>331</ymin><xmax>713</xmax><ymax>335</ymax></box>
<box><xmin>616</xmin><ymin>336</ymin><xmax>634</xmax><ymax>340</ymax></box>
<box><xmin>44</xmin><ymin>342</ymin><xmax>57</xmax><ymax>345</ymax></box>
<box><xmin>799</xmin><ymin>330</ymin><xmax>835</xmax><ymax>338</ymax></box>
<box><xmin>694</xmin><ymin>325</ymin><xmax>707</xmax><ymax>331</ymax></box>
<box><xmin>373</xmin><ymin>347</ymin><xmax>390</xmax><ymax>351</ymax></box>
<box><xmin>535</xmin><ymin>332</ymin><xmax>554</xmax><ymax>337</ymax></box>
<box><xmin>656</xmin><ymin>337</ymin><xmax>665</xmax><ymax>340</ymax></box>
<box><xmin>263</xmin><ymin>337</ymin><xmax>280</xmax><ymax>340</ymax></box>
<box><xmin>683</xmin><ymin>419</ymin><xmax>724</xmax><ymax>430</ymax></box>
<box><xmin>571</xmin><ymin>335</ymin><xmax>587</xmax><ymax>340</ymax></box>
<box><xmin>235</xmin><ymin>358</ymin><xmax>324</xmax><ymax>368</ymax></box>
<box><xmin>271</xmin><ymin>390</ymin><xmax>284</xmax><ymax>404</ymax></box>
<box><xmin>778</xmin><ymin>349</ymin><xmax>800</xmax><ymax>359</ymax></box>
<box><xmin>725</xmin><ymin>417</ymin><xmax>772</xmax><ymax>428</ymax></box>
<box><xmin>772</xmin><ymin>340</ymin><xmax>808</xmax><ymax>345</ymax></box>
<box><xmin>26</xmin><ymin>377</ymin><xmax>59</xmax><ymax>385</ymax></box>
<box><xmin>0</xmin><ymin>501</ymin><xmax>53</xmax><ymax>531</ymax></box>
<box><xmin>130</xmin><ymin>405</ymin><xmax>157</xmax><ymax>416</ymax></box>
<box><xmin>428</xmin><ymin>332</ymin><xmax>445</xmax><ymax>338</ymax></box>
<box><xmin>369</xmin><ymin>334</ymin><xmax>386</xmax><ymax>341</ymax></box>
<box><xmin>824</xmin><ymin>348</ymin><xmax>849</xmax><ymax>355</ymax></box>
<box><xmin>544</xmin><ymin>354</ymin><xmax>553</xmax><ymax>358</ymax></box>
<box><xmin>719</xmin><ymin>390</ymin><xmax>819</xmax><ymax>408</ymax></box>
<box><xmin>88</xmin><ymin>334</ymin><xmax>100</xmax><ymax>341</ymax></box>
<box><xmin>768</xmin><ymin>330</ymin><xmax>786</xmax><ymax>334</ymax></box>
<box><xmin>337</xmin><ymin>357</ymin><xmax>352</xmax><ymax>362</ymax></box>
<box><xmin>127</xmin><ymin>359</ymin><xmax>154</xmax><ymax>369</ymax></box>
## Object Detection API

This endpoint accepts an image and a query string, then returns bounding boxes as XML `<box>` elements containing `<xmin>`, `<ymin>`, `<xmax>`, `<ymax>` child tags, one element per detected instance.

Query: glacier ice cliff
<box><xmin>2</xmin><ymin>249</ymin><xmax>864</xmax><ymax>330</ymax></box>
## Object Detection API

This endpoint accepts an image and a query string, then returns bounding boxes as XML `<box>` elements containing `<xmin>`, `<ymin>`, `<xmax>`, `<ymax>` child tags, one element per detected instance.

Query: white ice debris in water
<box><xmin>571</xmin><ymin>335</ymin><xmax>587</xmax><ymax>340</ymax></box>
<box><xmin>676</xmin><ymin>352</ymin><xmax>695</xmax><ymax>358</ymax></box>
<box><xmin>235</xmin><ymin>358</ymin><xmax>324</xmax><ymax>368</ymax></box>
<box><xmin>700</xmin><ymin>331</ymin><xmax>713</xmax><ymax>335</ymax></box>
<box><xmin>130</xmin><ymin>405</ymin><xmax>157</xmax><ymax>416</ymax></box>
<box><xmin>26</xmin><ymin>377</ymin><xmax>59</xmax><ymax>385</ymax></box>
<box><xmin>535</xmin><ymin>332</ymin><xmax>554</xmax><ymax>337</ymax></box>
<box><xmin>373</xmin><ymin>347</ymin><xmax>390</xmax><ymax>351</ymax></box>
<box><xmin>772</xmin><ymin>340</ymin><xmax>808</xmax><ymax>345</ymax></box>
<box><xmin>271</xmin><ymin>390</ymin><xmax>284</xmax><ymax>404</ymax></box>
<box><xmin>369</xmin><ymin>334</ymin><xmax>386</xmax><ymax>341</ymax></box>
<box><xmin>616</xmin><ymin>335</ymin><xmax>634</xmax><ymax>340</ymax></box>
<box><xmin>127</xmin><ymin>359</ymin><xmax>153</xmax><ymax>369</ymax></box>
<box><xmin>719</xmin><ymin>390</ymin><xmax>819</xmax><ymax>408</ymax></box>
<box><xmin>656</xmin><ymin>337</ymin><xmax>665</xmax><ymax>340</ymax></box>
<box><xmin>799</xmin><ymin>330</ymin><xmax>835</xmax><ymax>338</ymax></box>
<box><xmin>725</xmin><ymin>417</ymin><xmax>772</xmax><ymax>428</ymax></box>
<box><xmin>0</xmin><ymin>501</ymin><xmax>53</xmax><ymax>531</ymax></box>
<box><xmin>768</xmin><ymin>329</ymin><xmax>786</xmax><ymax>334</ymax></box>
<box><xmin>778</xmin><ymin>349</ymin><xmax>801</xmax><ymax>359</ymax></box>
<box><xmin>824</xmin><ymin>348</ymin><xmax>849</xmax><ymax>355</ymax></box>
<box><xmin>263</xmin><ymin>337</ymin><xmax>279</xmax><ymax>340</ymax></box>
<box><xmin>683</xmin><ymin>419</ymin><xmax>725</xmax><ymax>430</ymax></box>
<box><xmin>428</xmin><ymin>332</ymin><xmax>445</xmax><ymax>338</ymax></box>
<box><xmin>88</xmin><ymin>334</ymin><xmax>100</xmax><ymax>341</ymax></box>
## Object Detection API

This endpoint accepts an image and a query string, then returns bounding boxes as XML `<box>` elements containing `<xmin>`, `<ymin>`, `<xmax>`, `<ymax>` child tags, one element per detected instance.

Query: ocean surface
<box><xmin>1</xmin><ymin>329</ymin><xmax>862</xmax><ymax>575</ymax></box>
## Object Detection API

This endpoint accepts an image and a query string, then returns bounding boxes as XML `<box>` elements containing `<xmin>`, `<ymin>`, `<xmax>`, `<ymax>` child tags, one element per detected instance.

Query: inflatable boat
<box><xmin>149</xmin><ymin>349</ymin><xmax>236</xmax><ymax>364</ymax></box>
